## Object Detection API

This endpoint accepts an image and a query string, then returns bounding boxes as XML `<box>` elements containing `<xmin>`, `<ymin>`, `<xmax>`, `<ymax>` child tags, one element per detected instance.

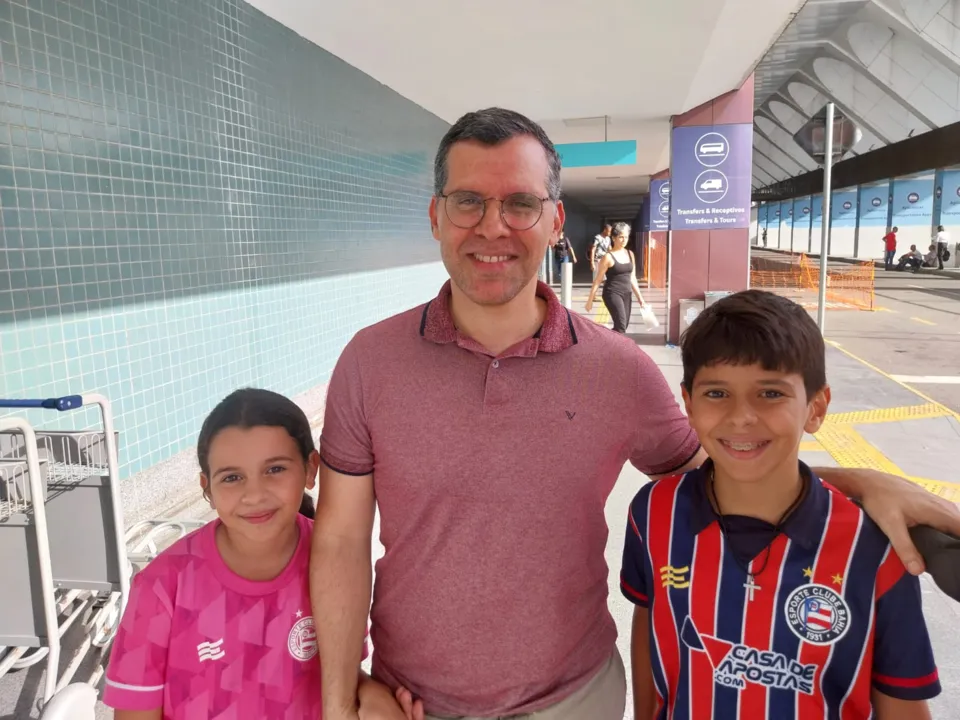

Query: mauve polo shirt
<box><xmin>319</xmin><ymin>280</ymin><xmax>701</xmax><ymax>717</ymax></box>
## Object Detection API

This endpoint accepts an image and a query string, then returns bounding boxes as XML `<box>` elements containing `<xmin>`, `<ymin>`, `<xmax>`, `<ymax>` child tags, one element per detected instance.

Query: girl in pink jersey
<box><xmin>104</xmin><ymin>388</ymin><xmax>421</xmax><ymax>720</ymax></box>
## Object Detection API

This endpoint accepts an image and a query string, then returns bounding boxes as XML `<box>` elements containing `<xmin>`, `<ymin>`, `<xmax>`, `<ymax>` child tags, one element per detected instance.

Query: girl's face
<box><xmin>200</xmin><ymin>426</ymin><xmax>318</xmax><ymax>546</ymax></box>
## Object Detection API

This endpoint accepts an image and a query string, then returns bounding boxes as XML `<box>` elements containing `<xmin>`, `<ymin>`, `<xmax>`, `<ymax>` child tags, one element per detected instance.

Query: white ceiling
<box><xmin>246</xmin><ymin>0</ymin><xmax>807</xmax><ymax>215</ymax></box>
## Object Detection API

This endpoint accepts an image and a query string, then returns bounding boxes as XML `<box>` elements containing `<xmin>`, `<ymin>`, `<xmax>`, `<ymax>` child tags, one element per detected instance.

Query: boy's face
<box><xmin>682</xmin><ymin>362</ymin><xmax>830</xmax><ymax>484</ymax></box>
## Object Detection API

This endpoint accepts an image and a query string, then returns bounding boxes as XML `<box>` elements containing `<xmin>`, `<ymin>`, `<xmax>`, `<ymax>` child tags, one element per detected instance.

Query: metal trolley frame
<box><xmin>0</xmin><ymin>394</ymin><xmax>204</xmax><ymax>717</ymax></box>
<box><xmin>0</xmin><ymin>393</ymin><xmax>127</xmax><ymax>710</ymax></box>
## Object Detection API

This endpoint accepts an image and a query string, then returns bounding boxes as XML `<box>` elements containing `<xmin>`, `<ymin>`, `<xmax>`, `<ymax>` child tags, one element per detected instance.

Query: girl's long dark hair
<box><xmin>197</xmin><ymin>388</ymin><xmax>316</xmax><ymax>519</ymax></box>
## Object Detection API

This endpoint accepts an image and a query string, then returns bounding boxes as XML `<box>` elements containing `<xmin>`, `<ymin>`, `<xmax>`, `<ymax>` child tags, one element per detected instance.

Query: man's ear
<box><xmin>429</xmin><ymin>196</ymin><xmax>441</xmax><ymax>241</ymax></box>
<box><xmin>804</xmin><ymin>385</ymin><xmax>831</xmax><ymax>434</ymax></box>
<box><xmin>550</xmin><ymin>201</ymin><xmax>565</xmax><ymax>246</ymax></box>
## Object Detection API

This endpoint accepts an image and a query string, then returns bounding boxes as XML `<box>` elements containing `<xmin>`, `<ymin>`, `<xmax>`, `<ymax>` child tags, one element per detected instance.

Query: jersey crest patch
<box><xmin>288</xmin><ymin>616</ymin><xmax>318</xmax><ymax>661</ymax></box>
<box><xmin>784</xmin><ymin>583</ymin><xmax>851</xmax><ymax>646</ymax></box>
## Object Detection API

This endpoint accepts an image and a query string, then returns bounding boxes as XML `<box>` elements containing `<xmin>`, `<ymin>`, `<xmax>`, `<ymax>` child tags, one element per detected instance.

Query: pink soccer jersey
<box><xmin>104</xmin><ymin>512</ymin><xmax>346</xmax><ymax>719</ymax></box>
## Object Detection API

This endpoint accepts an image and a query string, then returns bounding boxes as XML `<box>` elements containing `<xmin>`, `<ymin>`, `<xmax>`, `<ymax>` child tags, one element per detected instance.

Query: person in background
<box><xmin>883</xmin><ymin>226</ymin><xmax>898</xmax><ymax>270</ymax></box>
<box><xmin>590</xmin><ymin>223</ymin><xmax>613</xmax><ymax>280</ymax></box>
<box><xmin>585</xmin><ymin>221</ymin><xmax>646</xmax><ymax>334</ymax></box>
<box><xmin>553</xmin><ymin>229</ymin><xmax>576</xmax><ymax>280</ymax></box>
<box><xmin>895</xmin><ymin>244</ymin><xmax>923</xmax><ymax>272</ymax></box>
<box><xmin>935</xmin><ymin>225</ymin><xmax>950</xmax><ymax>270</ymax></box>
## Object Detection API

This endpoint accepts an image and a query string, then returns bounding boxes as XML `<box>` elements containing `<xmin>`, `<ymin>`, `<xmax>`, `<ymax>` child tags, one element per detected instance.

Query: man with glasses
<box><xmin>310</xmin><ymin>107</ymin><xmax>960</xmax><ymax>720</ymax></box>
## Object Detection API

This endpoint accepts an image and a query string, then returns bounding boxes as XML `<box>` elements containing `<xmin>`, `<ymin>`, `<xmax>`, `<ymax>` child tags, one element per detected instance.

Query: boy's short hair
<box><xmin>680</xmin><ymin>289</ymin><xmax>826</xmax><ymax>399</ymax></box>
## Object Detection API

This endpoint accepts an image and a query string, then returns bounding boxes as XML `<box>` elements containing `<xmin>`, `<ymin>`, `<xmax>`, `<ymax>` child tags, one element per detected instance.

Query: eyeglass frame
<box><xmin>437</xmin><ymin>190</ymin><xmax>554</xmax><ymax>231</ymax></box>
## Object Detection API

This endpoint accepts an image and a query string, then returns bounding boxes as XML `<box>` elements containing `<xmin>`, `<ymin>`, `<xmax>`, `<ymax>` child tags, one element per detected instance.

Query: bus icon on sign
<box><xmin>699</xmin><ymin>142</ymin><xmax>725</xmax><ymax>155</ymax></box>
<box><xmin>907</xmin><ymin>192</ymin><xmax>920</xmax><ymax>203</ymax></box>
<box><xmin>843</xmin><ymin>201</ymin><xmax>853</xmax><ymax>210</ymax></box>
<box><xmin>871</xmin><ymin>198</ymin><xmax>882</xmax><ymax>207</ymax></box>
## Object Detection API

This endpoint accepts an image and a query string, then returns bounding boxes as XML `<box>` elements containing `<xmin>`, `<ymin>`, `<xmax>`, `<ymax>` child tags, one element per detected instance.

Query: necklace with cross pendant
<box><xmin>743</xmin><ymin>574</ymin><xmax>761</xmax><ymax>602</ymax></box>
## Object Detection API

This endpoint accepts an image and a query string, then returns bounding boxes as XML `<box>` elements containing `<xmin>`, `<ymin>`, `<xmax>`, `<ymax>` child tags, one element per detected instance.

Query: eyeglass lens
<box><xmin>444</xmin><ymin>191</ymin><xmax>544</xmax><ymax>230</ymax></box>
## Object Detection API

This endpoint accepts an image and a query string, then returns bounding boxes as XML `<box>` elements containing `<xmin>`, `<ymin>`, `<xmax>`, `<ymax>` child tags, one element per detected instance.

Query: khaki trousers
<box><xmin>425</xmin><ymin>650</ymin><xmax>626</xmax><ymax>720</ymax></box>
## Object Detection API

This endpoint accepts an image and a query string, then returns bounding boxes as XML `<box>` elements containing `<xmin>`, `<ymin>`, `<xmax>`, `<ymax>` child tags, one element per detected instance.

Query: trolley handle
<box><xmin>0</xmin><ymin>395</ymin><xmax>84</xmax><ymax>411</ymax></box>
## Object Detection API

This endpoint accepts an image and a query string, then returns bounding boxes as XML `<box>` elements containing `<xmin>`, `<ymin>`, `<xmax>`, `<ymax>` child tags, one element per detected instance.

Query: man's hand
<box><xmin>394</xmin><ymin>686</ymin><xmax>425</xmax><ymax>720</ymax></box>
<box><xmin>356</xmin><ymin>676</ymin><xmax>424</xmax><ymax>720</ymax></box>
<box><xmin>857</xmin><ymin>471</ymin><xmax>960</xmax><ymax>575</ymax></box>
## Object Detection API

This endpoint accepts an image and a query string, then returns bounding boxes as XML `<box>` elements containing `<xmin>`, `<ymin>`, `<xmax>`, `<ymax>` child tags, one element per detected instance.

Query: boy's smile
<box><xmin>683</xmin><ymin>363</ymin><xmax>830</xmax><ymax>495</ymax></box>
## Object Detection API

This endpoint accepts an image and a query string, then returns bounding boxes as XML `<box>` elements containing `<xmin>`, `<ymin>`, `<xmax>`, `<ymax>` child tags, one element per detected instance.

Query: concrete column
<box><xmin>667</xmin><ymin>75</ymin><xmax>755</xmax><ymax>343</ymax></box>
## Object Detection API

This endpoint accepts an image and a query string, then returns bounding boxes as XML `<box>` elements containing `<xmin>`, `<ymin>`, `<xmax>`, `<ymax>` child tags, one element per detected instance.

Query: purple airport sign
<box><xmin>650</xmin><ymin>178</ymin><xmax>671</xmax><ymax>231</ymax></box>
<box><xmin>670</xmin><ymin>123</ymin><xmax>753</xmax><ymax>230</ymax></box>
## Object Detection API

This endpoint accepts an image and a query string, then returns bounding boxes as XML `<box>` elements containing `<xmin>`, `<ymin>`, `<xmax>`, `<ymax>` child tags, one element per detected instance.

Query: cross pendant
<box><xmin>744</xmin><ymin>574</ymin><xmax>761</xmax><ymax>602</ymax></box>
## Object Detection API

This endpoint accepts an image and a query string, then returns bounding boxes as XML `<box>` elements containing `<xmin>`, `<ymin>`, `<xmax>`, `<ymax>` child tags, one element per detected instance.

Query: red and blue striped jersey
<box><xmin>620</xmin><ymin>463</ymin><xmax>940</xmax><ymax>719</ymax></box>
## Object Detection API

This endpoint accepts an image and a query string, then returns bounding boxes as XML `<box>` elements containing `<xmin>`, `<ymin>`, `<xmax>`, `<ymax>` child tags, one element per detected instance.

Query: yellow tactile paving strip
<box><xmin>814</xmin><ymin>424</ymin><xmax>904</xmax><ymax>476</ymax></box>
<box><xmin>823</xmin><ymin>403</ymin><xmax>953</xmax><ymax>426</ymax></box>
<box><xmin>813</xmin><ymin>408</ymin><xmax>960</xmax><ymax>503</ymax></box>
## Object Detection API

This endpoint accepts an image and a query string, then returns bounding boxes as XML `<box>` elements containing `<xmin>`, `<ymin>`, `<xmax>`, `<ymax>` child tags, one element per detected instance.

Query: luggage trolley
<box><xmin>0</xmin><ymin>394</ymin><xmax>128</xmax><ymax>715</ymax></box>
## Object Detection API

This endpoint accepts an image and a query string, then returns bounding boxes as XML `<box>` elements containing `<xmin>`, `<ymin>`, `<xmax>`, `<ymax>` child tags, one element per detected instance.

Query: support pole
<box><xmin>561</xmin><ymin>262</ymin><xmax>573</xmax><ymax>309</ymax></box>
<box><xmin>817</xmin><ymin>102</ymin><xmax>834</xmax><ymax>333</ymax></box>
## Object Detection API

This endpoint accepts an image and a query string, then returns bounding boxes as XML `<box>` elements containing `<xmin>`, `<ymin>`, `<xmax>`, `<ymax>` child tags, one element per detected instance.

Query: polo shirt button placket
<box><xmin>492</xmin><ymin>359</ymin><xmax>499</xmax><ymax>369</ymax></box>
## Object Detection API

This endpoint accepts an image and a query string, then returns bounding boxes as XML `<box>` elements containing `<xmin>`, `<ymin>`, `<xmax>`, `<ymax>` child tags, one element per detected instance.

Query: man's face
<box><xmin>429</xmin><ymin>136</ymin><xmax>563</xmax><ymax>307</ymax></box>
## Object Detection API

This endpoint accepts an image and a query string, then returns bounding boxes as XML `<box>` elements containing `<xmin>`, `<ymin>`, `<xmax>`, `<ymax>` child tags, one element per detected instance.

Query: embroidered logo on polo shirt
<box><xmin>784</xmin><ymin>583</ymin><xmax>851</xmax><ymax>646</ymax></box>
<box><xmin>565</xmin><ymin>410</ymin><xmax>576</xmax><ymax>420</ymax></box>
<box><xmin>288</xmin><ymin>614</ymin><xmax>318</xmax><ymax>661</ymax></box>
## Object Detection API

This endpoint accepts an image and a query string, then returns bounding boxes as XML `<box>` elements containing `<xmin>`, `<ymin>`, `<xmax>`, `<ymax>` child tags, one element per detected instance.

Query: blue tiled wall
<box><xmin>0</xmin><ymin>0</ymin><xmax>449</xmax><ymax>476</ymax></box>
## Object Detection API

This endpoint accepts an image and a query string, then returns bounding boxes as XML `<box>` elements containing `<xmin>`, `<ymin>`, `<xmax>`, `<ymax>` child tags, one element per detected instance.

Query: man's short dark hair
<box><xmin>434</xmin><ymin>108</ymin><xmax>562</xmax><ymax>201</ymax></box>
<box><xmin>680</xmin><ymin>289</ymin><xmax>826</xmax><ymax>399</ymax></box>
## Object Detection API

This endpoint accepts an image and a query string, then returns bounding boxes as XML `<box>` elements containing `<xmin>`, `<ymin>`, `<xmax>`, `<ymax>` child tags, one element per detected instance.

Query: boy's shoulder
<box><xmin>629</xmin><ymin>472</ymin><xmax>691</xmax><ymax>527</ymax></box>
<box><xmin>818</xmin><ymin>480</ymin><xmax>891</xmax><ymax>547</ymax></box>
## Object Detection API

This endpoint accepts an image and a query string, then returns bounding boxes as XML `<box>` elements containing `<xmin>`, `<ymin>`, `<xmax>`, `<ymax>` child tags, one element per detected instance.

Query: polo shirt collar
<box><xmin>419</xmin><ymin>280</ymin><xmax>578</xmax><ymax>355</ymax></box>
<box><xmin>688</xmin><ymin>459</ymin><xmax>827</xmax><ymax>550</ymax></box>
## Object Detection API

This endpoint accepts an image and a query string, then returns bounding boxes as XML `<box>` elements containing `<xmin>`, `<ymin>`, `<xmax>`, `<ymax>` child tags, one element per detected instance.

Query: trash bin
<box><xmin>679</xmin><ymin>298</ymin><xmax>704</xmax><ymax>334</ymax></box>
<box><xmin>703</xmin><ymin>291</ymin><xmax>733</xmax><ymax>307</ymax></box>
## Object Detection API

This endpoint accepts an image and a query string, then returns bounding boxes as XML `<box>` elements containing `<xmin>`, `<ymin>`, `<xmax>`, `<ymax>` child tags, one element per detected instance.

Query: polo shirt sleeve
<box><xmin>628</xmin><ymin>349</ymin><xmax>700</xmax><ymax>476</ymax></box>
<box><xmin>871</xmin><ymin>553</ymin><xmax>941</xmax><ymax>701</ymax></box>
<box><xmin>620</xmin><ymin>496</ymin><xmax>649</xmax><ymax>607</ymax></box>
<box><xmin>319</xmin><ymin>337</ymin><xmax>375</xmax><ymax>476</ymax></box>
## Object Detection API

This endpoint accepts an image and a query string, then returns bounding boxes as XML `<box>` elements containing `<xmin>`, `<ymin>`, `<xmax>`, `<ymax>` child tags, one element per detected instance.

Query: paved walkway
<box><xmin>605</xmin><ymin>344</ymin><xmax>960</xmax><ymax>719</ymax></box>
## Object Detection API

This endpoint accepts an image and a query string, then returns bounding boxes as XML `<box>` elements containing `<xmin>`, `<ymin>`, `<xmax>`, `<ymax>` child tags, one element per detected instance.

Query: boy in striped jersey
<box><xmin>621</xmin><ymin>289</ymin><xmax>940</xmax><ymax>720</ymax></box>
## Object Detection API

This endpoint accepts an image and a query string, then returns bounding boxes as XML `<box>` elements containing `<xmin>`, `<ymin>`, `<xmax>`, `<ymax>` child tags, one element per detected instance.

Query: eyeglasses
<box><xmin>439</xmin><ymin>191</ymin><xmax>550</xmax><ymax>231</ymax></box>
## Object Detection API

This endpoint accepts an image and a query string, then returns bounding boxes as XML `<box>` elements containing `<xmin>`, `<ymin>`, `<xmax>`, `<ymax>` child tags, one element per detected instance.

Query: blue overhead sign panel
<box><xmin>650</xmin><ymin>178</ymin><xmax>671</xmax><ymax>231</ymax></box>
<box><xmin>670</xmin><ymin>124</ymin><xmax>753</xmax><ymax>230</ymax></box>
<box><xmin>554</xmin><ymin>140</ymin><xmax>637</xmax><ymax>168</ymax></box>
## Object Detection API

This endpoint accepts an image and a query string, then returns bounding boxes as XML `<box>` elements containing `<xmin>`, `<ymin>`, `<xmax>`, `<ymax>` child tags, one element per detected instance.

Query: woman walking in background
<box><xmin>585</xmin><ymin>222</ymin><xmax>646</xmax><ymax>333</ymax></box>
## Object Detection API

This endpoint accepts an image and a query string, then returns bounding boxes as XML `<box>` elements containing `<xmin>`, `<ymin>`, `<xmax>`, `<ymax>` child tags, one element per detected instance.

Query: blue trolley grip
<box><xmin>0</xmin><ymin>395</ymin><xmax>84</xmax><ymax>411</ymax></box>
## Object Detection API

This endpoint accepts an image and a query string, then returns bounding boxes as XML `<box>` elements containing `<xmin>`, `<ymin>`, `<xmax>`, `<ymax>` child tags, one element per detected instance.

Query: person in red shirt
<box><xmin>883</xmin><ymin>226</ymin><xmax>898</xmax><ymax>270</ymax></box>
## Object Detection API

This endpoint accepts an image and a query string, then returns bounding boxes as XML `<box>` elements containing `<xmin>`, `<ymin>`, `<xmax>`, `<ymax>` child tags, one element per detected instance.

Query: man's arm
<box><xmin>814</xmin><ymin>467</ymin><xmax>960</xmax><ymax>575</ymax></box>
<box><xmin>644</xmin><ymin>446</ymin><xmax>960</xmax><ymax>574</ymax></box>
<box><xmin>311</xmin><ymin>464</ymin><xmax>376</xmax><ymax>720</ymax></box>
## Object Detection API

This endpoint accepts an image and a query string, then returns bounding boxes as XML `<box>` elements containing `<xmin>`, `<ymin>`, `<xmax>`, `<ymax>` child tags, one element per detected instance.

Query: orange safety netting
<box><xmin>749</xmin><ymin>253</ymin><xmax>874</xmax><ymax>310</ymax></box>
